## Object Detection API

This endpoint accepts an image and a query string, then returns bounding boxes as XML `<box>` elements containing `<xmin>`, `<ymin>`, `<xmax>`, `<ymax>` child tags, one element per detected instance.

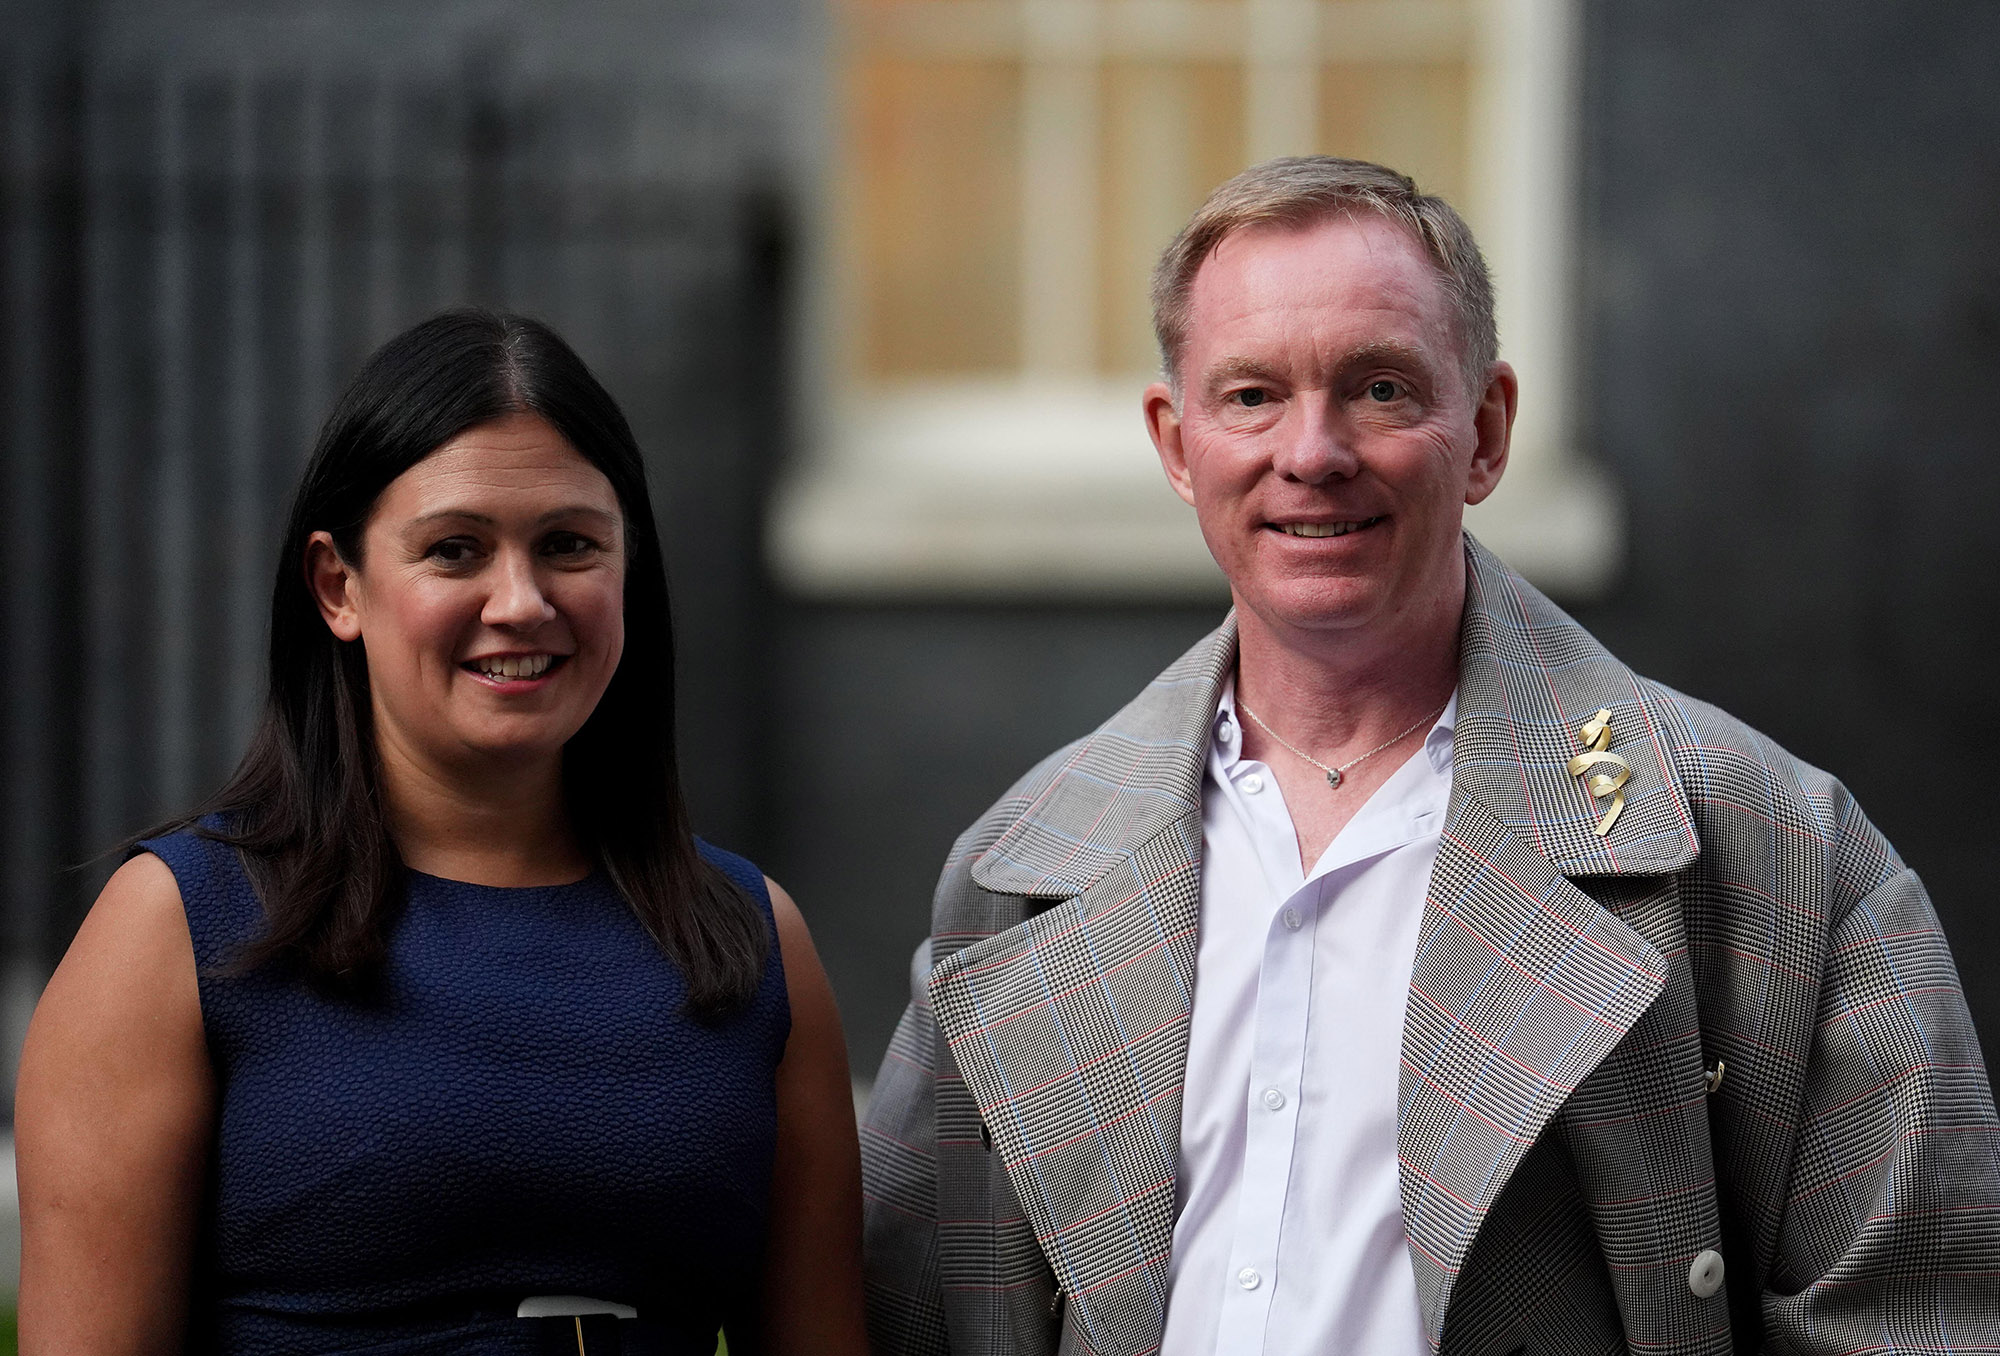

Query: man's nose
<box><xmin>482</xmin><ymin>551</ymin><xmax>557</xmax><ymax>629</ymax></box>
<box><xmin>1271</xmin><ymin>394</ymin><xmax>1359</xmax><ymax>483</ymax></box>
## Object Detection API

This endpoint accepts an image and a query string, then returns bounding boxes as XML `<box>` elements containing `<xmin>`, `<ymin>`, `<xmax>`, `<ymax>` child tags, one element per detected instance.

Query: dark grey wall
<box><xmin>1573</xmin><ymin>3</ymin><xmax>2000</xmax><ymax>1057</ymax></box>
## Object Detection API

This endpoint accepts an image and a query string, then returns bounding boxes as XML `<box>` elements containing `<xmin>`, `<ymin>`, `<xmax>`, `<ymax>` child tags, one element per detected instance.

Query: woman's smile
<box><xmin>460</xmin><ymin>651</ymin><xmax>571</xmax><ymax>687</ymax></box>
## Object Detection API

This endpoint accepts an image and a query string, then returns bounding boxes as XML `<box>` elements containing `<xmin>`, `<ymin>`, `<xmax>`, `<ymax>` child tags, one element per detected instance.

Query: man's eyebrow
<box><xmin>1199</xmin><ymin>342</ymin><xmax>1435</xmax><ymax>398</ymax></box>
<box><xmin>1337</xmin><ymin>339</ymin><xmax>1432</xmax><ymax>373</ymax></box>
<box><xmin>1201</xmin><ymin>356</ymin><xmax>1284</xmax><ymax>396</ymax></box>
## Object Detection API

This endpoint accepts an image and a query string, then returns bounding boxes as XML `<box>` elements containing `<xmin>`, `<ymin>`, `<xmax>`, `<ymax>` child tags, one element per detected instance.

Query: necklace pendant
<box><xmin>1326</xmin><ymin>768</ymin><xmax>1342</xmax><ymax>788</ymax></box>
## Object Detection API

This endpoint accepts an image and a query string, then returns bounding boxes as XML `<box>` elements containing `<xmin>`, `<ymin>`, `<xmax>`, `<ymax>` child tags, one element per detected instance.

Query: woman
<box><xmin>14</xmin><ymin>310</ymin><xmax>868</xmax><ymax>1355</ymax></box>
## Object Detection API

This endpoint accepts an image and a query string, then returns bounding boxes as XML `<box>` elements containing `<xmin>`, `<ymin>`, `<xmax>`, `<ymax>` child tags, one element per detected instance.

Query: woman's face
<box><xmin>307</xmin><ymin>411</ymin><xmax>628</xmax><ymax>781</ymax></box>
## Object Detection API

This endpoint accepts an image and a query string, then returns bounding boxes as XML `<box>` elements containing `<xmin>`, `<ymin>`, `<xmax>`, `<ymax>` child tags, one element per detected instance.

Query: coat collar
<box><xmin>968</xmin><ymin>613</ymin><xmax>1230</xmax><ymax>899</ymax></box>
<box><xmin>972</xmin><ymin>535</ymin><xmax>1699</xmax><ymax>901</ymax></box>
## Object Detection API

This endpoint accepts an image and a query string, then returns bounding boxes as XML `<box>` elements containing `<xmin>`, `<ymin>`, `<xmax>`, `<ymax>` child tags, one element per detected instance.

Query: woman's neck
<box><xmin>371</xmin><ymin>737</ymin><xmax>590</xmax><ymax>887</ymax></box>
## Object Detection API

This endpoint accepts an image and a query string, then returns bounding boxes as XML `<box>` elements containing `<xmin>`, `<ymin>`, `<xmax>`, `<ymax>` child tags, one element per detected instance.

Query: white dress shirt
<box><xmin>1160</xmin><ymin>680</ymin><xmax>1456</xmax><ymax>1356</ymax></box>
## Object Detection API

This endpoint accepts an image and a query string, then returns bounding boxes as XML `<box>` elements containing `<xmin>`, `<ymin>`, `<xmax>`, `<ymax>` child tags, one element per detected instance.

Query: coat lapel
<box><xmin>1448</xmin><ymin>538</ymin><xmax>1700</xmax><ymax>878</ymax></box>
<box><xmin>1397</xmin><ymin>540</ymin><xmax>1704</xmax><ymax>1348</ymax></box>
<box><xmin>1398</xmin><ymin>793</ymin><xmax>1670</xmax><ymax>1346</ymax></box>
<box><xmin>930</xmin><ymin>622</ymin><xmax>1233</xmax><ymax>1356</ymax></box>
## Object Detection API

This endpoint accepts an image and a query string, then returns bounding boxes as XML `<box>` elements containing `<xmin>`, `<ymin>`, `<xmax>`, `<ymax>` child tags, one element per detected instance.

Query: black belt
<box><xmin>512</xmin><ymin>1298</ymin><xmax>706</xmax><ymax>1356</ymax></box>
<box><xmin>523</xmin><ymin>1311</ymin><xmax>644</xmax><ymax>1356</ymax></box>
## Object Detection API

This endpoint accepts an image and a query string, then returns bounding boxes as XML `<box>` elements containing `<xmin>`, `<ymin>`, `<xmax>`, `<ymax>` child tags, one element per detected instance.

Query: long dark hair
<box><xmin>167</xmin><ymin>308</ymin><xmax>767</xmax><ymax>1017</ymax></box>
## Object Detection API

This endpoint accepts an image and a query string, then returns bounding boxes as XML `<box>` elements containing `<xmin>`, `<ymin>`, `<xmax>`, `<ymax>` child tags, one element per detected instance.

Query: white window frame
<box><xmin>772</xmin><ymin>0</ymin><xmax>1618</xmax><ymax>600</ymax></box>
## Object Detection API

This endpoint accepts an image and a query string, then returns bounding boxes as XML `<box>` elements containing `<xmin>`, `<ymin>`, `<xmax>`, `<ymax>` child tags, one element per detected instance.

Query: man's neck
<box><xmin>1232</xmin><ymin>599</ymin><xmax>1462</xmax><ymax>759</ymax></box>
<box><xmin>1230</xmin><ymin>587</ymin><xmax>1462</xmax><ymax>874</ymax></box>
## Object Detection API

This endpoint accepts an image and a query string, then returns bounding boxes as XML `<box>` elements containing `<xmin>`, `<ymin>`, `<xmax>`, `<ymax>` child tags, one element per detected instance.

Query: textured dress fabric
<box><xmin>139</xmin><ymin>821</ymin><xmax>790</xmax><ymax>1356</ymax></box>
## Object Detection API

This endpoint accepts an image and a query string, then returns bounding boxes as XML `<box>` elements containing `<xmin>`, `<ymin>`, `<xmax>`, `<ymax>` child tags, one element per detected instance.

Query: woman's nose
<box><xmin>482</xmin><ymin>552</ymin><xmax>558</xmax><ymax>629</ymax></box>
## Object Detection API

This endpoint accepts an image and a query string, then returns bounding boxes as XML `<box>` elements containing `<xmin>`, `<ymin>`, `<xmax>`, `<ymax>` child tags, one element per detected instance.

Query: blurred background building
<box><xmin>3</xmin><ymin>0</ymin><xmax>1997</xmax><ymax>1281</ymax></box>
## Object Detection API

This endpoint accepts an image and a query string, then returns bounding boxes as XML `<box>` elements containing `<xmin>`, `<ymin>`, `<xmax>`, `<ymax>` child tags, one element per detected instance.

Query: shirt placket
<box><xmin>1213</xmin><ymin>872</ymin><xmax>1318</xmax><ymax>1351</ymax></box>
<box><xmin>1209</xmin><ymin>707</ymin><xmax>1318</xmax><ymax>1353</ymax></box>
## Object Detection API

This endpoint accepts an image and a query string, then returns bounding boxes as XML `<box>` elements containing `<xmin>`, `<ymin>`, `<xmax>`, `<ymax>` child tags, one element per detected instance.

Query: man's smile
<box><xmin>1270</xmin><ymin>516</ymin><xmax>1386</xmax><ymax>538</ymax></box>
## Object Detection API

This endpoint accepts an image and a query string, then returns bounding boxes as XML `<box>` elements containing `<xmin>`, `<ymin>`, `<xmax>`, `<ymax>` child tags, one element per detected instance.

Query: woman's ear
<box><xmin>304</xmin><ymin>531</ymin><xmax>363</xmax><ymax>642</ymax></box>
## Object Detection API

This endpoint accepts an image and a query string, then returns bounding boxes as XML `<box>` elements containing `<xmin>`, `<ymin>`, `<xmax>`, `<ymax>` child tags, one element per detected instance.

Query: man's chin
<box><xmin>1234</xmin><ymin>583</ymin><xmax>1391</xmax><ymax>641</ymax></box>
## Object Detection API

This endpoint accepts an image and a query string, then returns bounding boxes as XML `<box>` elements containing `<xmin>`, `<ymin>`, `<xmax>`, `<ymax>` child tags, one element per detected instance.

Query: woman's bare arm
<box><xmin>16</xmin><ymin>852</ymin><xmax>215</xmax><ymax>1356</ymax></box>
<box><xmin>756</xmin><ymin>878</ymin><xmax>868</xmax><ymax>1356</ymax></box>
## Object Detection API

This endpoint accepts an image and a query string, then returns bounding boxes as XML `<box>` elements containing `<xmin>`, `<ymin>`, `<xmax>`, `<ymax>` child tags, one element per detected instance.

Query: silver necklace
<box><xmin>1235</xmin><ymin>697</ymin><xmax>1447</xmax><ymax>789</ymax></box>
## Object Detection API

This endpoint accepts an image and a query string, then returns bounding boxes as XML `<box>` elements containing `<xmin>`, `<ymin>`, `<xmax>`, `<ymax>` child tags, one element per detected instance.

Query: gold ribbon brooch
<box><xmin>1568</xmin><ymin>708</ymin><xmax>1631</xmax><ymax>837</ymax></box>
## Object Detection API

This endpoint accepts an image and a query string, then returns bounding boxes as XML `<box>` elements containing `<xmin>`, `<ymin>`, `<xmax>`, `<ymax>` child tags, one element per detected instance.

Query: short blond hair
<box><xmin>1150</xmin><ymin>156</ymin><xmax>1497</xmax><ymax>397</ymax></box>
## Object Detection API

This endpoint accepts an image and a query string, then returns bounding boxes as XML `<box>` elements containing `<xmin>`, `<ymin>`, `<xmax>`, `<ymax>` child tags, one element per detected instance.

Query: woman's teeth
<box><xmin>1279</xmin><ymin>517</ymin><xmax>1381</xmax><ymax>538</ymax></box>
<box><xmin>471</xmin><ymin>654</ymin><xmax>553</xmax><ymax>679</ymax></box>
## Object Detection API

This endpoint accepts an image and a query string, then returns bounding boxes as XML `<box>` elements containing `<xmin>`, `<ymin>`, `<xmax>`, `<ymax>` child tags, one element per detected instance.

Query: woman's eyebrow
<box><xmin>401</xmin><ymin>505</ymin><xmax>619</xmax><ymax>531</ymax></box>
<box><xmin>534</xmin><ymin>505</ymin><xmax>619</xmax><ymax>529</ymax></box>
<box><xmin>404</xmin><ymin>509</ymin><xmax>495</xmax><ymax>531</ymax></box>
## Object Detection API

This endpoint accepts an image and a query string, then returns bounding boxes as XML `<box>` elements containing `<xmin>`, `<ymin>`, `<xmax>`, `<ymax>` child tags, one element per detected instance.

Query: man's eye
<box><xmin>1234</xmin><ymin>389</ymin><xmax>1268</xmax><ymax>408</ymax></box>
<box><xmin>1367</xmin><ymin>380</ymin><xmax>1400</xmax><ymax>402</ymax></box>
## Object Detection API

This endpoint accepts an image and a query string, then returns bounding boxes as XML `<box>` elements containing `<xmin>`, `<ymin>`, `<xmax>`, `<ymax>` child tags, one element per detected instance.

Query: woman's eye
<box><xmin>544</xmin><ymin>532</ymin><xmax>596</xmax><ymax>558</ymax></box>
<box><xmin>1233</xmin><ymin>388</ymin><xmax>1268</xmax><ymax>408</ymax></box>
<box><xmin>1367</xmin><ymin>380</ymin><xmax>1401</xmax><ymax>402</ymax></box>
<box><xmin>426</xmin><ymin>538</ymin><xmax>479</xmax><ymax>565</ymax></box>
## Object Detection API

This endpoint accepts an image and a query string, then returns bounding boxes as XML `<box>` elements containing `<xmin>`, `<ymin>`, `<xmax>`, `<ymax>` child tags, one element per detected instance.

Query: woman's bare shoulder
<box><xmin>764</xmin><ymin>875</ymin><xmax>809</xmax><ymax>951</ymax></box>
<box><xmin>21</xmin><ymin>851</ymin><xmax>205</xmax><ymax>1082</ymax></box>
<box><xmin>77</xmin><ymin>851</ymin><xmax>192</xmax><ymax>959</ymax></box>
<box><xmin>16</xmin><ymin>851</ymin><xmax>216</xmax><ymax>1354</ymax></box>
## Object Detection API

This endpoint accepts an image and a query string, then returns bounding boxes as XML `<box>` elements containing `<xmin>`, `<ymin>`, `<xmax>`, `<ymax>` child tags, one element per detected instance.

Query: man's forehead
<box><xmin>1182</xmin><ymin>214</ymin><xmax>1455</xmax><ymax>366</ymax></box>
<box><xmin>1190</xmin><ymin>212</ymin><xmax>1441</xmax><ymax>314</ymax></box>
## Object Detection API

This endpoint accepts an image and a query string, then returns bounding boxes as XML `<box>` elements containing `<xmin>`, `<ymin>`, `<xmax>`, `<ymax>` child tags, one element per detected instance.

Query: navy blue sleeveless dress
<box><xmin>139</xmin><ymin>820</ymin><xmax>790</xmax><ymax>1355</ymax></box>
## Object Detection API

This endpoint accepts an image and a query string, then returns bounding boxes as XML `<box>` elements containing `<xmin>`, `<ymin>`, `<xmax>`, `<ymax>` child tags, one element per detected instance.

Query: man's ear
<box><xmin>1143</xmin><ymin>380</ymin><xmax>1196</xmax><ymax>508</ymax></box>
<box><xmin>304</xmin><ymin>531</ymin><xmax>363</xmax><ymax>642</ymax></box>
<box><xmin>1463</xmin><ymin>360</ymin><xmax>1518</xmax><ymax>506</ymax></box>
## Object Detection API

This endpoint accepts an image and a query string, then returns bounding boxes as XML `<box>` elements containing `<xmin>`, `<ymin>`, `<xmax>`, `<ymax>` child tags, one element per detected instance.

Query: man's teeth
<box><xmin>1280</xmin><ymin>518</ymin><xmax>1378</xmax><ymax>538</ymax></box>
<box><xmin>473</xmin><ymin>654</ymin><xmax>553</xmax><ymax>679</ymax></box>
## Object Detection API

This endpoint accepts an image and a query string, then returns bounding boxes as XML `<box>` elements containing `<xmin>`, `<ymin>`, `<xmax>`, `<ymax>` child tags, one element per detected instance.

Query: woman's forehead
<box><xmin>373</xmin><ymin>415</ymin><xmax>619</xmax><ymax>524</ymax></box>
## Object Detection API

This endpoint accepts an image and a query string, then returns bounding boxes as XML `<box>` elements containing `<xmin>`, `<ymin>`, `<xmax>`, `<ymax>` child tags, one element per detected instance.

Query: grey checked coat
<box><xmin>860</xmin><ymin>538</ymin><xmax>2000</xmax><ymax>1356</ymax></box>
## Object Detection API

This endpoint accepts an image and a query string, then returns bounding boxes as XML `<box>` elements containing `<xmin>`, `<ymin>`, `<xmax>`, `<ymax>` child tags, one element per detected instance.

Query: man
<box><xmin>860</xmin><ymin>157</ymin><xmax>2000</xmax><ymax>1355</ymax></box>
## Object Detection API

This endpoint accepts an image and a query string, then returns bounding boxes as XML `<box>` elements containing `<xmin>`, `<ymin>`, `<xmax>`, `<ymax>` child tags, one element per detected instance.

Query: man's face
<box><xmin>1144</xmin><ymin>213</ymin><xmax>1514</xmax><ymax>652</ymax></box>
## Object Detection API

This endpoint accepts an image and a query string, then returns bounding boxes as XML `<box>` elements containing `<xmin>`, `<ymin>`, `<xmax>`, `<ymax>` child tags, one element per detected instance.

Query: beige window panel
<box><xmin>773</xmin><ymin>0</ymin><xmax>1620</xmax><ymax>600</ymax></box>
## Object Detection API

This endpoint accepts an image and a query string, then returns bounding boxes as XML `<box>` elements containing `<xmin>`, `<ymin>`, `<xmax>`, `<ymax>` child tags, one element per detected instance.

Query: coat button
<box><xmin>1687</xmin><ymin>1249</ymin><xmax>1725</xmax><ymax>1298</ymax></box>
<box><xmin>978</xmin><ymin>1120</ymin><xmax>993</xmax><ymax>1151</ymax></box>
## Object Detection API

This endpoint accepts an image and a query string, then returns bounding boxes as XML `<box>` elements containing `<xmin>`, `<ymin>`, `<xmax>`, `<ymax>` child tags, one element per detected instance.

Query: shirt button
<box><xmin>1687</xmin><ymin>1249</ymin><xmax>1725</xmax><ymax>1299</ymax></box>
<box><xmin>1241</xmin><ymin>773</ymin><xmax>1265</xmax><ymax>794</ymax></box>
<box><xmin>1217</xmin><ymin>719</ymin><xmax>1236</xmax><ymax>743</ymax></box>
<box><xmin>1262</xmin><ymin>1088</ymin><xmax>1286</xmax><ymax>1111</ymax></box>
<box><xmin>1281</xmin><ymin>908</ymin><xmax>1302</xmax><ymax>931</ymax></box>
<box><xmin>1237</xmin><ymin>1267</ymin><xmax>1261</xmax><ymax>1290</ymax></box>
